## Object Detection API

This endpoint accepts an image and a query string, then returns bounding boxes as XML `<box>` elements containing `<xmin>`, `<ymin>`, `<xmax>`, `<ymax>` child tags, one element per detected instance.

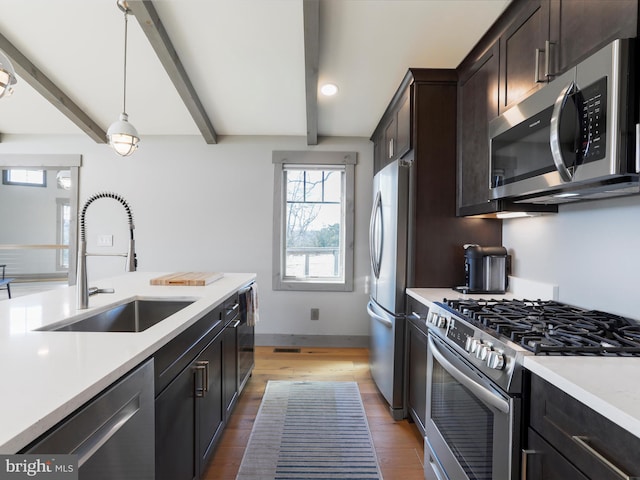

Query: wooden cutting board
<box><xmin>150</xmin><ymin>272</ymin><xmax>224</xmax><ymax>286</ymax></box>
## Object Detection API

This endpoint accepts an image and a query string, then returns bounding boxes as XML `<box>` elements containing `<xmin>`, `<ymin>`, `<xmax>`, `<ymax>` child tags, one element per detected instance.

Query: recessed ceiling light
<box><xmin>320</xmin><ymin>83</ymin><xmax>338</xmax><ymax>96</ymax></box>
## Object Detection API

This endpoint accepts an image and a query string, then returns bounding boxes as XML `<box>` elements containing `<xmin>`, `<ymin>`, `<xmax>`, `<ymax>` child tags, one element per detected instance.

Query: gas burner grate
<box><xmin>443</xmin><ymin>298</ymin><xmax>640</xmax><ymax>356</ymax></box>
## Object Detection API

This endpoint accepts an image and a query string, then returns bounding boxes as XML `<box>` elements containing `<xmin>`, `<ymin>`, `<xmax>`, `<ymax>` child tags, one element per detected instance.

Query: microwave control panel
<box><xmin>580</xmin><ymin>76</ymin><xmax>607</xmax><ymax>163</ymax></box>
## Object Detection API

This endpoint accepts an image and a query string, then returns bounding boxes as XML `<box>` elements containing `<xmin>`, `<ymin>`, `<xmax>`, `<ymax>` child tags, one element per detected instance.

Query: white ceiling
<box><xmin>0</xmin><ymin>0</ymin><xmax>510</xmax><ymax>141</ymax></box>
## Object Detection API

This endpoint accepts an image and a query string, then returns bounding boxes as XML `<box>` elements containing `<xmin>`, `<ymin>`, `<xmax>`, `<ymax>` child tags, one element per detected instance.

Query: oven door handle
<box><xmin>428</xmin><ymin>335</ymin><xmax>510</xmax><ymax>414</ymax></box>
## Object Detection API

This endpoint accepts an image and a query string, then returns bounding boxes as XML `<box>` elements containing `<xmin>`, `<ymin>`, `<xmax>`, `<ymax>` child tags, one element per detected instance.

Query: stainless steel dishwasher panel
<box><xmin>23</xmin><ymin>359</ymin><xmax>155</xmax><ymax>480</ymax></box>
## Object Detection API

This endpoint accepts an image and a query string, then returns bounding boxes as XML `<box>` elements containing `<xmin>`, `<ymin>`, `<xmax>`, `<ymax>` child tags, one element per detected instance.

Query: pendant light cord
<box><xmin>122</xmin><ymin>9</ymin><xmax>129</xmax><ymax>114</ymax></box>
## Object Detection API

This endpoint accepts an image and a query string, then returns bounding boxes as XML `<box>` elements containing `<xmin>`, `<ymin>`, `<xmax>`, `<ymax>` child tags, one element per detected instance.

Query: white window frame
<box><xmin>272</xmin><ymin>151</ymin><xmax>356</xmax><ymax>292</ymax></box>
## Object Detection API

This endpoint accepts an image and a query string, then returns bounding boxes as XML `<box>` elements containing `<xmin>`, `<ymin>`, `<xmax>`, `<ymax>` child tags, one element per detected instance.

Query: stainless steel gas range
<box><xmin>423</xmin><ymin>298</ymin><xmax>640</xmax><ymax>480</ymax></box>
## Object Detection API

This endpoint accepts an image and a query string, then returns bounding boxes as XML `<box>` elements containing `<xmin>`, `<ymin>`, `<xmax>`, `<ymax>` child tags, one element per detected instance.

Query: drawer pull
<box><xmin>571</xmin><ymin>436</ymin><xmax>635</xmax><ymax>480</ymax></box>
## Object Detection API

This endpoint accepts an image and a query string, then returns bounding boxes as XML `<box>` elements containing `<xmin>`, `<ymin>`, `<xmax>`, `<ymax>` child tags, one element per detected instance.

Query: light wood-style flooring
<box><xmin>203</xmin><ymin>346</ymin><xmax>424</xmax><ymax>480</ymax></box>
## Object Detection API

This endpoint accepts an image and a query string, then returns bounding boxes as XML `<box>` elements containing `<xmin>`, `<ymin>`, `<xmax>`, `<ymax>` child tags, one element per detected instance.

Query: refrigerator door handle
<box><xmin>369</xmin><ymin>190</ymin><xmax>383</xmax><ymax>279</ymax></box>
<box><xmin>367</xmin><ymin>301</ymin><xmax>392</xmax><ymax>328</ymax></box>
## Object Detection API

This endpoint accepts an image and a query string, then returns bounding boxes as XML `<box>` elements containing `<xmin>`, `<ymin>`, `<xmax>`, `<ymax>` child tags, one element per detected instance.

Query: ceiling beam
<box><xmin>0</xmin><ymin>32</ymin><xmax>107</xmax><ymax>143</ymax></box>
<box><xmin>128</xmin><ymin>0</ymin><xmax>217</xmax><ymax>144</ymax></box>
<box><xmin>303</xmin><ymin>0</ymin><xmax>320</xmax><ymax>145</ymax></box>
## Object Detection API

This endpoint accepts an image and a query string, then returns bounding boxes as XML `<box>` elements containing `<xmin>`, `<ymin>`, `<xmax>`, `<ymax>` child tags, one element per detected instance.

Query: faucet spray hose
<box><xmin>79</xmin><ymin>191</ymin><xmax>135</xmax><ymax>242</ymax></box>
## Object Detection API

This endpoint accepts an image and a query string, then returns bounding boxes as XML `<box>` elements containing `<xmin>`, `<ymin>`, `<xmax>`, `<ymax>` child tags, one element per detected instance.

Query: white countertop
<box><xmin>0</xmin><ymin>271</ymin><xmax>256</xmax><ymax>453</ymax></box>
<box><xmin>407</xmin><ymin>282</ymin><xmax>640</xmax><ymax>439</ymax></box>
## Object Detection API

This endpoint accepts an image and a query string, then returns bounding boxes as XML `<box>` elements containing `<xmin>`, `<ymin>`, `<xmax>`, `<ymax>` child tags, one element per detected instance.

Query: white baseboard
<box><xmin>255</xmin><ymin>334</ymin><xmax>369</xmax><ymax>348</ymax></box>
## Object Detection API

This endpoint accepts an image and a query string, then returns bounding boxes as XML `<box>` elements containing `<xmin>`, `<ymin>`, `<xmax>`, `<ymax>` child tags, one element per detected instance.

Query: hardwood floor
<box><xmin>203</xmin><ymin>346</ymin><xmax>424</xmax><ymax>480</ymax></box>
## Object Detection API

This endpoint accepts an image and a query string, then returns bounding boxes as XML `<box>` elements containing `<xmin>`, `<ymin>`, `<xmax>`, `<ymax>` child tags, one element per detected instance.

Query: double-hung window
<box><xmin>273</xmin><ymin>151</ymin><xmax>356</xmax><ymax>291</ymax></box>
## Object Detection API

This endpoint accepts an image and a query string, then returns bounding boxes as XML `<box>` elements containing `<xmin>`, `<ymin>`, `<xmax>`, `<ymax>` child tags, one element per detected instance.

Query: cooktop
<box><xmin>442</xmin><ymin>298</ymin><xmax>640</xmax><ymax>356</ymax></box>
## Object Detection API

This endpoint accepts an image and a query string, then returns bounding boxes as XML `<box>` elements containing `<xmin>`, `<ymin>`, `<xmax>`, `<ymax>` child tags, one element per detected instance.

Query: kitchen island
<box><xmin>0</xmin><ymin>271</ymin><xmax>256</xmax><ymax>453</ymax></box>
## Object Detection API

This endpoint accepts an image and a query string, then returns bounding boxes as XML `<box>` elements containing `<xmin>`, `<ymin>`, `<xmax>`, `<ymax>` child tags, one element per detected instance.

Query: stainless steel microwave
<box><xmin>489</xmin><ymin>39</ymin><xmax>639</xmax><ymax>204</ymax></box>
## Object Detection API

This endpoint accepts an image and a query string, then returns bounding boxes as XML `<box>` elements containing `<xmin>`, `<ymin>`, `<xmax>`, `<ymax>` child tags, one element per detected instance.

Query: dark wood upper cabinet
<box><xmin>372</xmin><ymin>77</ymin><xmax>412</xmax><ymax>175</ymax></box>
<box><xmin>549</xmin><ymin>0</ymin><xmax>638</xmax><ymax>75</ymax></box>
<box><xmin>457</xmin><ymin>43</ymin><xmax>500</xmax><ymax>216</ymax></box>
<box><xmin>499</xmin><ymin>0</ymin><xmax>550</xmax><ymax>113</ymax></box>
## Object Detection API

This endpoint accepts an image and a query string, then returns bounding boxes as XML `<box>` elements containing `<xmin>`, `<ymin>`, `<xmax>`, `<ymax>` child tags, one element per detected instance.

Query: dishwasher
<box><xmin>22</xmin><ymin>359</ymin><xmax>155</xmax><ymax>479</ymax></box>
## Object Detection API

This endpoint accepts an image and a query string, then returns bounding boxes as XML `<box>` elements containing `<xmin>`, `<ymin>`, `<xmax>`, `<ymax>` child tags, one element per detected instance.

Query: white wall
<box><xmin>503</xmin><ymin>194</ymin><xmax>640</xmax><ymax>319</ymax></box>
<box><xmin>0</xmin><ymin>134</ymin><xmax>373</xmax><ymax>340</ymax></box>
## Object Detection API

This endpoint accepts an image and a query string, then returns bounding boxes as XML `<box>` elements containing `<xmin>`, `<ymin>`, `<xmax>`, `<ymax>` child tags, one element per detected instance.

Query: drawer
<box><xmin>406</xmin><ymin>295</ymin><xmax>429</xmax><ymax>334</ymax></box>
<box><xmin>529</xmin><ymin>374</ymin><xmax>640</xmax><ymax>480</ymax></box>
<box><xmin>524</xmin><ymin>428</ymin><xmax>589</xmax><ymax>480</ymax></box>
<box><xmin>223</xmin><ymin>293</ymin><xmax>240</xmax><ymax>324</ymax></box>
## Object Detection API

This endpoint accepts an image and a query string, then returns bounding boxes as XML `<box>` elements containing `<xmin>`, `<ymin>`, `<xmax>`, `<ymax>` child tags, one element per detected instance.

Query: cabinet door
<box><xmin>384</xmin><ymin>116</ymin><xmax>397</xmax><ymax>164</ymax></box>
<box><xmin>406</xmin><ymin>320</ymin><xmax>427</xmax><ymax>434</ymax></box>
<box><xmin>457</xmin><ymin>42</ymin><xmax>499</xmax><ymax>215</ymax></box>
<box><xmin>499</xmin><ymin>0</ymin><xmax>550</xmax><ymax>113</ymax></box>
<box><xmin>549</xmin><ymin>0</ymin><xmax>638</xmax><ymax>75</ymax></box>
<box><xmin>196</xmin><ymin>335</ymin><xmax>224</xmax><ymax>474</ymax></box>
<box><xmin>156</xmin><ymin>365</ymin><xmax>197</xmax><ymax>480</ymax></box>
<box><xmin>396</xmin><ymin>88</ymin><xmax>411</xmax><ymax>159</ymax></box>
<box><xmin>223</xmin><ymin>321</ymin><xmax>239</xmax><ymax>421</ymax></box>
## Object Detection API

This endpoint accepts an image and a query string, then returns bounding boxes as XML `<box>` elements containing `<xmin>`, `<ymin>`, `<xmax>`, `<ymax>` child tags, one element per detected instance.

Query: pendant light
<box><xmin>107</xmin><ymin>0</ymin><xmax>140</xmax><ymax>156</ymax></box>
<box><xmin>0</xmin><ymin>49</ymin><xmax>17</xmax><ymax>99</ymax></box>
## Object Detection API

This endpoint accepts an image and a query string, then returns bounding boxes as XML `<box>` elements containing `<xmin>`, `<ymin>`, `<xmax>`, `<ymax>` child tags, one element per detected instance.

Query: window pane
<box><xmin>323</xmin><ymin>170</ymin><xmax>342</xmax><ymax>203</ymax></box>
<box><xmin>284</xmin><ymin>168</ymin><xmax>344</xmax><ymax>280</ymax></box>
<box><xmin>3</xmin><ymin>169</ymin><xmax>46</xmax><ymax>186</ymax></box>
<box><xmin>304</xmin><ymin>170</ymin><xmax>324</xmax><ymax>202</ymax></box>
<box><xmin>286</xmin><ymin>170</ymin><xmax>305</xmax><ymax>202</ymax></box>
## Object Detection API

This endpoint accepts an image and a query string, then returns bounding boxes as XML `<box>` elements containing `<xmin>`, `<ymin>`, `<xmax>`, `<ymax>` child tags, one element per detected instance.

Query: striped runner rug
<box><xmin>236</xmin><ymin>380</ymin><xmax>383</xmax><ymax>480</ymax></box>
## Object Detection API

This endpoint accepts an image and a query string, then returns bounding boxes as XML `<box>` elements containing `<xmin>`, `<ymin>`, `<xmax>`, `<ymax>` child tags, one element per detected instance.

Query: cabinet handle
<box><xmin>521</xmin><ymin>449</ymin><xmax>538</xmax><ymax>480</ymax></box>
<box><xmin>194</xmin><ymin>361</ymin><xmax>209</xmax><ymax>397</ymax></box>
<box><xmin>571</xmin><ymin>436</ymin><xmax>634</xmax><ymax>480</ymax></box>
<box><xmin>544</xmin><ymin>40</ymin><xmax>552</xmax><ymax>79</ymax></box>
<box><xmin>388</xmin><ymin>137</ymin><xmax>394</xmax><ymax>158</ymax></box>
<box><xmin>534</xmin><ymin>47</ymin><xmax>543</xmax><ymax>83</ymax></box>
<box><xmin>535</xmin><ymin>40</ymin><xmax>554</xmax><ymax>84</ymax></box>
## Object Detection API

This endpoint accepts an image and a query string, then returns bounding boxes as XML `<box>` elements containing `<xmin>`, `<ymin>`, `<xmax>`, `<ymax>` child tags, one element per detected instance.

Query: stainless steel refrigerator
<box><xmin>367</xmin><ymin>158</ymin><xmax>409</xmax><ymax>420</ymax></box>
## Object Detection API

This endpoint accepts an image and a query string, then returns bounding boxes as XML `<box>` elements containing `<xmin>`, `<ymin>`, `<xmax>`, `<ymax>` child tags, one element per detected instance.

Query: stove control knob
<box><xmin>435</xmin><ymin>315</ymin><xmax>447</xmax><ymax>329</ymax></box>
<box><xmin>486</xmin><ymin>351</ymin><xmax>505</xmax><ymax>370</ymax></box>
<box><xmin>464</xmin><ymin>337</ymin><xmax>474</xmax><ymax>353</ymax></box>
<box><xmin>476</xmin><ymin>343</ymin><xmax>490</xmax><ymax>361</ymax></box>
<box><xmin>468</xmin><ymin>338</ymin><xmax>482</xmax><ymax>354</ymax></box>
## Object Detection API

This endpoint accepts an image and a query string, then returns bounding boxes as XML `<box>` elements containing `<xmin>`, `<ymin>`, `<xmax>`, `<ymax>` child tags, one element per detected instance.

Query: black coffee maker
<box><xmin>456</xmin><ymin>244</ymin><xmax>510</xmax><ymax>294</ymax></box>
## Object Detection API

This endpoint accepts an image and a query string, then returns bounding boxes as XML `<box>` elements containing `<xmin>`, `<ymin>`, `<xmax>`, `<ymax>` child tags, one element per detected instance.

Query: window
<box><xmin>2</xmin><ymin>168</ymin><xmax>47</xmax><ymax>187</ymax></box>
<box><xmin>273</xmin><ymin>151</ymin><xmax>356</xmax><ymax>291</ymax></box>
<box><xmin>56</xmin><ymin>198</ymin><xmax>71</xmax><ymax>270</ymax></box>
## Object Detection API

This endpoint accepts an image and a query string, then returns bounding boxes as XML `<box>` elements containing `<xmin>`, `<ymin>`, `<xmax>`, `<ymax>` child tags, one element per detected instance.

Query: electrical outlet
<box><xmin>97</xmin><ymin>234</ymin><xmax>113</xmax><ymax>247</ymax></box>
<box><xmin>310</xmin><ymin>308</ymin><xmax>320</xmax><ymax>321</ymax></box>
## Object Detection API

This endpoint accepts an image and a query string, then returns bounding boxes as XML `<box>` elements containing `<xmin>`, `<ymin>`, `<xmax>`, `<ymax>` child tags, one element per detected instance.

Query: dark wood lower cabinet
<box><xmin>526</xmin><ymin>373</ymin><xmax>640</xmax><ymax>480</ymax></box>
<box><xmin>222</xmin><ymin>320</ymin><xmax>239</xmax><ymax>421</ymax></box>
<box><xmin>155</xmin><ymin>290</ymin><xmax>251</xmax><ymax>480</ymax></box>
<box><xmin>197</xmin><ymin>337</ymin><xmax>224</xmax><ymax>474</ymax></box>
<box><xmin>155</xmin><ymin>360</ymin><xmax>198</xmax><ymax>480</ymax></box>
<box><xmin>406</xmin><ymin>318</ymin><xmax>427</xmax><ymax>435</ymax></box>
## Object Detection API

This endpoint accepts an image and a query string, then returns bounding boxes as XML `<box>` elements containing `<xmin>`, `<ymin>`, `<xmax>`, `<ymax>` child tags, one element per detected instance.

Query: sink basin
<box><xmin>39</xmin><ymin>299</ymin><xmax>194</xmax><ymax>332</ymax></box>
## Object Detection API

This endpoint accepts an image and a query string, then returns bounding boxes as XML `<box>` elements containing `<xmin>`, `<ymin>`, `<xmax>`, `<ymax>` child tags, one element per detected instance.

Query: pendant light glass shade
<box><xmin>107</xmin><ymin>113</ymin><xmax>140</xmax><ymax>156</ymax></box>
<box><xmin>0</xmin><ymin>50</ymin><xmax>17</xmax><ymax>99</ymax></box>
<box><xmin>108</xmin><ymin>2</ymin><xmax>140</xmax><ymax>156</ymax></box>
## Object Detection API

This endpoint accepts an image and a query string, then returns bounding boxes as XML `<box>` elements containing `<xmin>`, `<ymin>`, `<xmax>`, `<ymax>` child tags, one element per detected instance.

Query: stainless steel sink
<box><xmin>38</xmin><ymin>299</ymin><xmax>194</xmax><ymax>332</ymax></box>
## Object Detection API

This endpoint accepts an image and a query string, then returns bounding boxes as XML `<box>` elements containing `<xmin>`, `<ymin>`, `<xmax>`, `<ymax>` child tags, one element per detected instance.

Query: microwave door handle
<box><xmin>369</xmin><ymin>191</ymin><xmax>383</xmax><ymax>279</ymax></box>
<box><xmin>550</xmin><ymin>81</ymin><xmax>578</xmax><ymax>182</ymax></box>
<box><xmin>428</xmin><ymin>335</ymin><xmax>510</xmax><ymax>414</ymax></box>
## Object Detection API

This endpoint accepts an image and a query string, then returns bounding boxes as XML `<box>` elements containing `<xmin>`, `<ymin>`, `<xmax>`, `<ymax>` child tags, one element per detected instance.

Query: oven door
<box><xmin>425</xmin><ymin>333</ymin><xmax>520</xmax><ymax>480</ymax></box>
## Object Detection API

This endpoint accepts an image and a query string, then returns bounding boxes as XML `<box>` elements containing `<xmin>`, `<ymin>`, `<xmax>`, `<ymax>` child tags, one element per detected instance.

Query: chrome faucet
<box><xmin>76</xmin><ymin>192</ymin><xmax>137</xmax><ymax>309</ymax></box>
